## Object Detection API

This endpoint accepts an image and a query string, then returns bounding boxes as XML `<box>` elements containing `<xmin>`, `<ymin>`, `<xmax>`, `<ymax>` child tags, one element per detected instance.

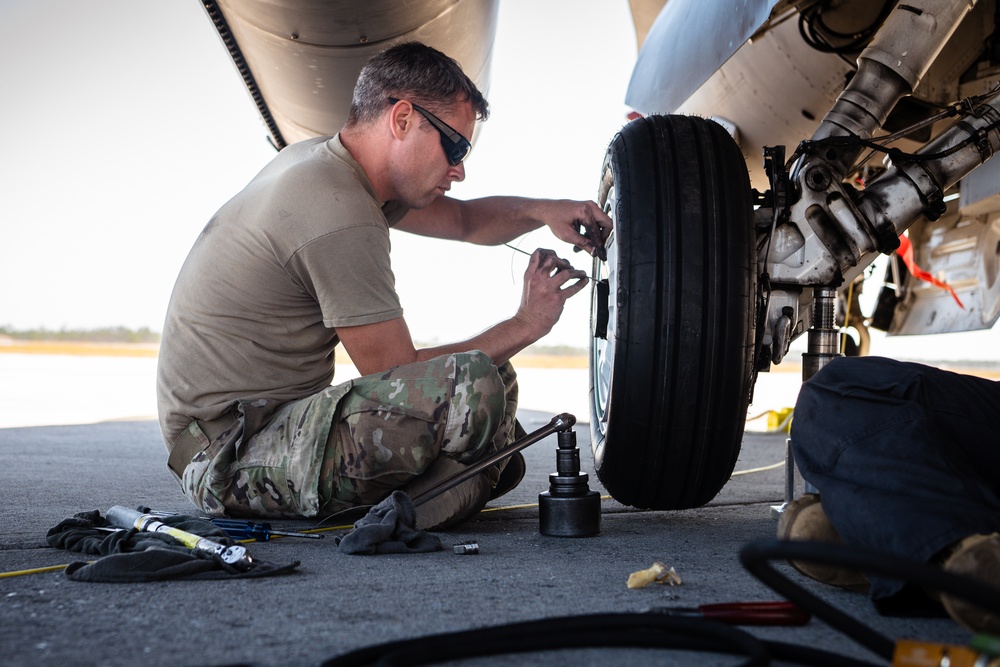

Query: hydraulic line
<box><xmin>740</xmin><ymin>539</ymin><xmax>1000</xmax><ymax>661</ymax></box>
<box><xmin>323</xmin><ymin>614</ymin><xmax>771</xmax><ymax>667</ymax></box>
<box><xmin>321</xmin><ymin>611</ymin><xmax>882</xmax><ymax>667</ymax></box>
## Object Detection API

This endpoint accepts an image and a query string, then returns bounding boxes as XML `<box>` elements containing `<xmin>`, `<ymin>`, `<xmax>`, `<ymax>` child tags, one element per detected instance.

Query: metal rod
<box><xmin>412</xmin><ymin>413</ymin><xmax>577</xmax><ymax>507</ymax></box>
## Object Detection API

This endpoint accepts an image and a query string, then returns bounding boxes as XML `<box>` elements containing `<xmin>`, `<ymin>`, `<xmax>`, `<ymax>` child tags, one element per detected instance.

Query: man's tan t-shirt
<box><xmin>156</xmin><ymin>135</ymin><xmax>407</xmax><ymax>448</ymax></box>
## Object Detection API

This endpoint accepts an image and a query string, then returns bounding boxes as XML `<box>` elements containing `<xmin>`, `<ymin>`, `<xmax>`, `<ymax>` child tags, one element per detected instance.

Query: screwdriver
<box><xmin>208</xmin><ymin>518</ymin><xmax>324</xmax><ymax>541</ymax></box>
<box><xmin>646</xmin><ymin>601</ymin><xmax>810</xmax><ymax>626</ymax></box>
<box><xmin>136</xmin><ymin>508</ymin><xmax>324</xmax><ymax>541</ymax></box>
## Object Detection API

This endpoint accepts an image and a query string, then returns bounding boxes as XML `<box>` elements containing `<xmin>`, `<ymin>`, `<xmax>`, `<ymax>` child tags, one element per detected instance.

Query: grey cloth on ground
<box><xmin>336</xmin><ymin>491</ymin><xmax>444</xmax><ymax>555</ymax></box>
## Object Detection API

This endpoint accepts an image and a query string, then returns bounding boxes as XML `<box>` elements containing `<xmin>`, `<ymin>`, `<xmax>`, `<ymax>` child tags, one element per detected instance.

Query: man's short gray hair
<box><xmin>347</xmin><ymin>42</ymin><xmax>489</xmax><ymax>127</ymax></box>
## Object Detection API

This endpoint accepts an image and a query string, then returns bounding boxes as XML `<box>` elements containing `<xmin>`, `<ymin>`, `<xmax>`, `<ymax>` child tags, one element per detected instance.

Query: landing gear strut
<box><xmin>772</xmin><ymin>287</ymin><xmax>843</xmax><ymax>515</ymax></box>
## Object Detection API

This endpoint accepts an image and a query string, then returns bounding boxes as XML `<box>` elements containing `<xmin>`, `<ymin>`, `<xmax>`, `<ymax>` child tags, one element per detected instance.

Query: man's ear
<box><xmin>388</xmin><ymin>100</ymin><xmax>415</xmax><ymax>141</ymax></box>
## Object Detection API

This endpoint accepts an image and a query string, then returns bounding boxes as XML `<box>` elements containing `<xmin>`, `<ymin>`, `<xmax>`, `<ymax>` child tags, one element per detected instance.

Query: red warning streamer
<box><xmin>896</xmin><ymin>234</ymin><xmax>965</xmax><ymax>310</ymax></box>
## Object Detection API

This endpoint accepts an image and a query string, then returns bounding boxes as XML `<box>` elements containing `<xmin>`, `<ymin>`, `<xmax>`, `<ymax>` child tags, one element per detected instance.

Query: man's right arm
<box><xmin>336</xmin><ymin>248</ymin><xmax>587</xmax><ymax>375</ymax></box>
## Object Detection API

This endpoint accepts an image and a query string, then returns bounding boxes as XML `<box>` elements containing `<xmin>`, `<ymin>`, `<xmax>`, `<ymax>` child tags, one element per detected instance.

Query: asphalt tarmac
<box><xmin>0</xmin><ymin>409</ymin><xmax>972</xmax><ymax>666</ymax></box>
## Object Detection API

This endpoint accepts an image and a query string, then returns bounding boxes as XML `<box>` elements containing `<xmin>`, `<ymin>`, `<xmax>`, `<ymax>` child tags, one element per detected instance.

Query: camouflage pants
<box><xmin>180</xmin><ymin>351</ymin><xmax>518</xmax><ymax>519</ymax></box>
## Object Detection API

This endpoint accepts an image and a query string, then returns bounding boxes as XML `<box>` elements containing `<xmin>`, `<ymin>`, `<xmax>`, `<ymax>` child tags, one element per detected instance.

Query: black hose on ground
<box><xmin>739</xmin><ymin>539</ymin><xmax>1000</xmax><ymax>661</ymax></box>
<box><xmin>321</xmin><ymin>610</ymin><xmax>883</xmax><ymax>667</ymax></box>
<box><xmin>323</xmin><ymin>614</ymin><xmax>770</xmax><ymax>666</ymax></box>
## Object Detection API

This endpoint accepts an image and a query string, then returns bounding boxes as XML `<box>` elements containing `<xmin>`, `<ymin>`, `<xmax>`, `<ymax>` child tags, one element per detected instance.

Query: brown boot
<box><xmin>777</xmin><ymin>493</ymin><xmax>869</xmax><ymax>592</ymax></box>
<box><xmin>940</xmin><ymin>533</ymin><xmax>1000</xmax><ymax>635</ymax></box>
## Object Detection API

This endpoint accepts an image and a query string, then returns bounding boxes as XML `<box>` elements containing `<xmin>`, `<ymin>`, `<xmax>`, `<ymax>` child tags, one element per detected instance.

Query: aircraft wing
<box><xmin>625</xmin><ymin>0</ymin><xmax>779</xmax><ymax>114</ymax></box>
<box><xmin>200</xmin><ymin>0</ymin><xmax>500</xmax><ymax>149</ymax></box>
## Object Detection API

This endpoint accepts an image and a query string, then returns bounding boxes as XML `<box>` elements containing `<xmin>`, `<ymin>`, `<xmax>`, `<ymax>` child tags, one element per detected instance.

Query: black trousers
<box><xmin>790</xmin><ymin>356</ymin><xmax>1000</xmax><ymax>599</ymax></box>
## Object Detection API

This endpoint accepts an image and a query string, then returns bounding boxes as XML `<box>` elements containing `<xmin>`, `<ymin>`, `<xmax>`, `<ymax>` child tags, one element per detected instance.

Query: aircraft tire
<box><xmin>588</xmin><ymin>114</ymin><xmax>757</xmax><ymax>510</ymax></box>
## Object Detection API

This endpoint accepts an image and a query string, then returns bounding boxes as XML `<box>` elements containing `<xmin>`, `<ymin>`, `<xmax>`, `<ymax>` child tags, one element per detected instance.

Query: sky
<box><xmin>1</xmin><ymin>0</ymin><xmax>997</xmax><ymax>360</ymax></box>
<box><xmin>0</xmin><ymin>0</ymin><xmax>637</xmax><ymax>349</ymax></box>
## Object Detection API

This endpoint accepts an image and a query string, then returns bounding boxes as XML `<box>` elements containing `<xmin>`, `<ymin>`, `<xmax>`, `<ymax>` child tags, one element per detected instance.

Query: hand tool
<box><xmin>106</xmin><ymin>506</ymin><xmax>252</xmax><ymax>571</ymax></box>
<box><xmin>209</xmin><ymin>518</ymin><xmax>323</xmax><ymax>541</ymax></box>
<box><xmin>137</xmin><ymin>508</ymin><xmax>322</xmax><ymax>541</ymax></box>
<box><xmin>412</xmin><ymin>413</ymin><xmax>577</xmax><ymax>508</ymax></box>
<box><xmin>646</xmin><ymin>601</ymin><xmax>810</xmax><ymax>626</ymax></box>
<box><xmin>409</xmin><ymin>413</ymin><xmax>601</xmax><ymax>538</ymax></box>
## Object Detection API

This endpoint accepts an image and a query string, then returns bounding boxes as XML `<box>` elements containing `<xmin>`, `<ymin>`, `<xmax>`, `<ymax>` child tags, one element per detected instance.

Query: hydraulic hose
<box><xmin>321</xmin><ymin>611</ymin><xmax>885</xmax><ymax>667</ymax></box>
<box><xmin>740</xmin><ymin>539</ymin><xmax>1000</xmax><ymax>661</ymax></box>
<box><xmin>741</xmin><ymin>540</ymin><xmax>895</xmax><ymax>659</ymax></box>
<box><xmin>323</xmin><ymin>614</ymin><xmax>771</xmax><ymax>667</ymax></box>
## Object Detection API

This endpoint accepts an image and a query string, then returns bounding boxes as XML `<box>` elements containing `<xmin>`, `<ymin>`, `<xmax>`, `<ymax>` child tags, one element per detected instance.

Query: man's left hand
<box><xmin>540</xmin><ymin>200</ymin><xmax>612</xmax><ymax>261</ymax></box>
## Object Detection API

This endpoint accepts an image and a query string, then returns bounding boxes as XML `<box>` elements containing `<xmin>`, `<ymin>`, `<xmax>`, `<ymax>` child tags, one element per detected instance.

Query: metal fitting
<box><xmin>453</xmin><ymin>542</ymin><xmax>479</xmax><ymax>555</ymax></box>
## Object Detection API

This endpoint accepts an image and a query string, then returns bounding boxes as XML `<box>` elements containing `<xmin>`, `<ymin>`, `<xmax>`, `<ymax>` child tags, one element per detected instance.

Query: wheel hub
<box><xmin>591</xmin><ymin>185</ymin><xmax>617</xmax><ymax>439</ymax></box>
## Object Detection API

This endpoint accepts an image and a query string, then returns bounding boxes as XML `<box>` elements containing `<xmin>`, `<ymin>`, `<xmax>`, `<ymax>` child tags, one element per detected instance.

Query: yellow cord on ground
<box><xmin>745</xmin><ymin>407</ymin><xmax>794</xmax><ymax>434</ymax></box>
<box><xmin>302</xmin><ymin>525</ymin><xmax>353</xmax><ymax>534</ymax></box>
<box><xmin>0</xmin><ymin>563</ymin><xmax>74</xmax><ymax>578</ymax></box>
<box><xmin>730</xmin><ymin>461</ymin><xmax>785</xmax><ymax>477</ymax></box>
<box><xmin>480</xmin><ymin>502</ymin><xmax>545</xmax><ymax>512</ymax></box>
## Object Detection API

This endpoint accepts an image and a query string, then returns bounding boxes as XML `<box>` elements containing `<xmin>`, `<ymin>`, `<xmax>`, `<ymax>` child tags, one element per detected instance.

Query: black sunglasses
<box><xmin>388</xmin><ymin>97</ymin><xmax>472</xmax><ymax>166</ymax></box>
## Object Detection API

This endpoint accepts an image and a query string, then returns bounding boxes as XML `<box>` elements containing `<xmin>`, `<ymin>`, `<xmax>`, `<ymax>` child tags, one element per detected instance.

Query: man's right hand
<box><xmin>512</xmin><ymin>248</ymin><xmax>589</xmax><ymax>340</ymax></box>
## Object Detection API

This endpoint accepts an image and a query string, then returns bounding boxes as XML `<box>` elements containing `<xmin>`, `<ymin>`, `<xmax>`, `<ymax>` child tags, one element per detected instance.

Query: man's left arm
<box><xmin>395</xmin><ymin>196</ymin><xmax>612</xmax><ymax>258</ymax></box>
